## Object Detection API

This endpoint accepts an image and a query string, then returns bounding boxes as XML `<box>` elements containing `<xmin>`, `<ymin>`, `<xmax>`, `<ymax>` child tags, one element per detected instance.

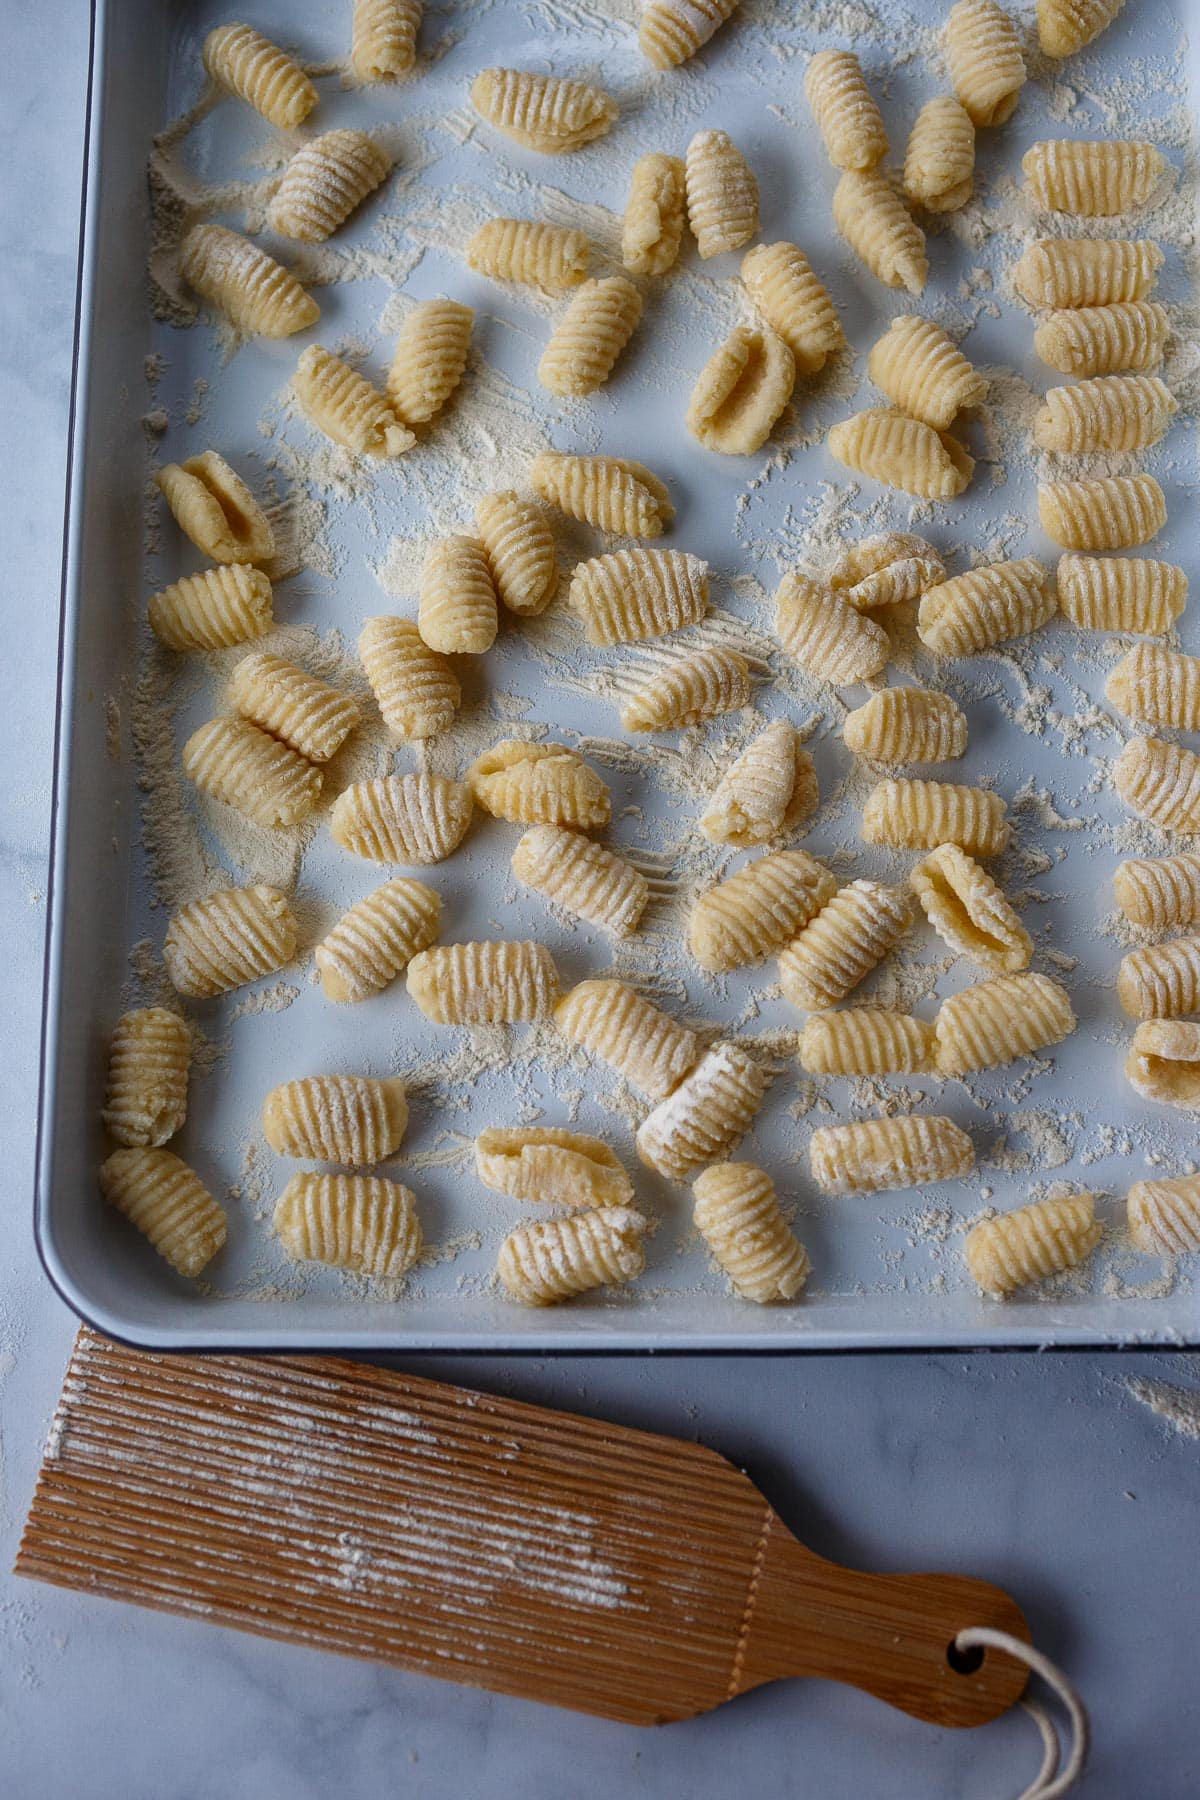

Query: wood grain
<box><xmin>15</xmin><ymin>1330</ymin><xmax>1029</xmax><ymax>1728</ymax></box>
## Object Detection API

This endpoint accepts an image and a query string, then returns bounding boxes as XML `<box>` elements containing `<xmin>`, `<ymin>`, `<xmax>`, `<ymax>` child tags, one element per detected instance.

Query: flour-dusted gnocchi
<box><xmin>229</xmin><ymin>651</ymin><xmax>360</xmax><ymax>763</ymax></box>
<box><xmin>1126</xmin><ymin>1020</ymin><xmax>1200</xmax><ymax>1111</ymax></box>
<box><xmin>830</xmin><ymin>532</ymin><xmax>946</xmax><ymax>612</ymax></box>
<box><xmin>804</xmin><ymin>49</ymin><xmax>888</xmax><ymax>171</ymax></box>
<box><xmin>148</xmin><ymin>563</ymin><xmax>273</xmax><ymax>651</ymax></box>
<box><xmin>1117</xmin><ymin>937</ymin><xmax>1200</xmax><ymax>1019</ymax></box>
<box><xmin>539</xmin><ymin>276</ymin><xmax>643</xmax><ymax>397</ymax></box>
<box><xmin>688</xmin><ymin>848</ymin><xmax>836</xmax><ymax>972</ymax></box>
<box><xmin>102</xmin><ymin>1009</ymin><xmax>191</xmax><ymax>1149</ymax></box>
<box><xmin>407</xmin><ymin>940</ymin><xmax>558</xmax><ymax>1025</ymax></box>
<box><xmin>1057</xmin><ymin>554</ymin><xmax>1186</xmax><ymax>633</ymax></box>
<box><xmin>386</xmin><ymin>299</ymin><xmax>473</xmax><ymax>425</ymax></box>
<box><xmin>352</xmin><ymin>0</ymin><xmax>421</xmax><ymax>81</ymax></box>
<box><xmin>156</xmin><ymin>452</ymin><xmax>275</xmax><ymax>566</ymax></box>
<box><xmin>476</xmin><ymin>490</ymin><xmax>558</xmax><ymax>617</ymax></box>
<box><xmin>268</xmin><ymin>130</ymin><xmax>392</xmax><ymax>242</ymax></box>
<box><xmin>778</xmin><ymin>879</ymin><xmax>913</xmax><ymax>1010</ymax></box>
<box><xmin>687</xmin><ymin>324</ymin><xmax>794</xmax><ymax>455</ymax></box>
<box><xmin>1014</xmin><ymin>238</ymin><xmax>1163</xmax><ymax>310</ymax></box>
<box><xmin>1039</xmin><ymin>473</ymin><xmax>1166</xmax><ymax>551</ymax></box>
<box><xmin>555</xmin><ymin>979</ymin><xmax>699</xmax><ymax>1099</ymax></box>
<box><xmin>774</xmin><ymin>570</ymin><xmax>890</xmax><ymax>684</ymax></box>
<box><xmin>1023</xmin><ymin>139</ymin><xmax>1166</xmax><ymax>214</ymax></box>
<box><xmin>331</xmin><ymin>773</ymin><xmax>474</xmax><ymax>865</ymax></box>
<box><xmin>636</xmin><ymin>1042</ymin><xmax>770</xmax><ymax>1180</ymax></box>
<box><xmin>740</xmin><ymin>241</ymin><xmax>845</xmax><ymax>374</ymax></box>
<box><xmin>832</xmin><ymin>171</ymin><xmax>928</xmax><ymax>294</ymax></box>
<box><xmin>315</xmin><ymin>877</ymin><xmax>441</xmax><ymax>1003</ymax></box>
<box><xmin>692</xmin><ymin>1162</ymin><xmax>811</xmax><ymax>1303</ymax></box>
<box><xmin>934</xmin><ymin>973</ymin><xmax>1076</xmax><ymax>1075</ymax></box>
<box><xmin>476</xmin><ymin>1126</ymin><xmax>634</xmax><ymax>1209</ymax></box>
<box><xmin>511</xmin><ymin>826</ymin><xmax>649</xmax><ymax>936</ymax></box>
<box><xmin>904</xmin><ymin>96</ymin><xmax>976</xmax><ymax>213</ymax></box>
<box><xmin>867</xmin><ymin>316</ymin><xmax>987</xmax><ymax>430</ymax></box>
<box><xmin>497</xmin><ymin>1209</ymin><xmax>646</xmax><ymax>1305</ymax></box>
<box><xmin>809</xmin><ymin>1114</ymin><xmax>975</xmax><ymax>1195</ymax></box>
<box><xmin>275</xmin><ymin>1173</ymin><xmax>422</xmax><ymax>1279</ymax></box>
<box><xmin>1127</xmin><ymin>1175</ymin><xmax>1200</xmax><ymax>1255</ymax></box>
<box><xmin>181</xmin><ymin>224</ymin><xmax>318</xmax><ymax>338</ymax></box>
<box><xmin>183</xmin><ymin>717</ymin><xmax>322</xmax><ymax>827</ymax></box>
<box><xmin>293</xmin><ymin>344</ymin><xmax>414</xmax><ymax>456</ymax></box>
<box><xmin>798</xmin><ymin>1007</ymin><xmax>935</xmax><ymax>1075</ymax></box>
<box><xmin>911</xmin><ymin>844</ymin><xmax>1032</xmax><ymax>972</ymax></box>
<box><xmin>844</xmin><ymin>688</ymin><xmax>967</xmax><ymax>765</ymax></box>
<box><xmin>918</xmin><ymin>558</ymin><xmax>1056</xmax><ymax>656</ymax></box>
<box><xmin>1038</xmin><ymin>0</ymin><xmax>1127</xmax><ymax>57</ymax></box>
<box><xmin>202</xmin><ymin>22</ymin><xmax>316</xmax><ymax>128</ymax></box>
<box><xmin>359</xmin><ymin>616</ymin><xmax>460</xmax><ymax>740</ymax></box>
<box><xmin>685</xmin><ymin>128</ymin><xmax>760</xmax><ymax>258</ymax></box>
<box><xmin>1113</xmin><ymin>852</ymin><xmax>1200</xmax><ymax>928</ymax></box>
<box><xmin>1034</xmin><ymin>374</ymin><xmax>1176</xmax><ymax>454</ymax></box>
<box><xmin>1113</xmin><ymin>737</ymin><xmax>1200</xmax><ymax>837</ymax></box>
<box><xmin>1108</xmin><ymin>644</ymin><xmax>1200</xmax><ymax>731</ymax></box>
<box><xmin>862</xmin><ymin>778</ymin><xmax>1010</xmax><ymax>855</ymax></box>
<box><xmin>622</xmin><ymin>153</ymin><xmax>687</xmax><ymax>275</ymax></box>
<box><xmin>965</xmin><ymin>1193</ymin><xmax>1101</xmax><ymax>1295</ymax></box>
<box><xmin>639</xmin><ymin>0</ymin><xmax>739</xmax><ymax>68</ymax></box>
<box><xmin>98</xmin><ymin>1148</ymin><xmax>227</xmax><ymax>1278</ymax></box>
<box><xmin>700</xmin><ymin>719</ymin><xmax>818</xmax><ymax>846</ymax></box>
<box><xmin>466</xmin><ymin>218</ymin><xmax>591</xmax><ymax>290</ymax></box>
<box><xmin>163</xmin><ymin>884</ymin><xmax>298</xmax><ymax>999</ymax></box>
<box><xmin>469</xmin><ymin>739</ymin><xmax>611</xmax><ymax>828</ymax></box>
<box><xmin>470</xmin><ymin>67</ymin><xmax>617</xmax><ymax>152</ymax></box>
<box><xmin>569</xmin><ymin>548</ymin><xmax>709</xmax><ymax>645</ymax></box>
<box><xmin>417</xmin><ymin>535</ymin><xmax>498</xmax><ymax>655</ymax></box>
<box><xmin>530</xmin><ymin>452</ymin><xmax>673</xmax><ymax>537</ymax></box>
<box><xmin>1033</xmin><ymin>301</ymin><xmax>1169</xmax><ymax>376</ymax></box>
<box><xmin>620</xmin><ymin>647</ymin><xmax>751</xmax><ymax>732</ymax></box>
<box><xmin>945</xmin><ymin>0</ymin><xmax>1025</xmax><ymax>125</ymax></box>
<box><xmin>827</xmin><ymin>410</ymin><xmax>973</xmax><ymax>500</ymax></box>
<box><xmin>263</xmin><ymin>1074</ymin><xmax>409</xmax><ymax>1165</ymax></box>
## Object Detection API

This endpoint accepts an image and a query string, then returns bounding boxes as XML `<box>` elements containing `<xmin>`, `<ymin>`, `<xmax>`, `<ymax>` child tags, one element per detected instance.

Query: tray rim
<box><xmin>33</xmin><ymin>0</ymin><xmax>1200</xmax><ymax>1356</ymax></box>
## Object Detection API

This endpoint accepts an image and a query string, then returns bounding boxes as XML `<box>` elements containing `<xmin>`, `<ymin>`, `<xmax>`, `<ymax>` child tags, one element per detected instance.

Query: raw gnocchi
<box><xmin>476</xmin><ymin>490</ymin><xmax>559</xmax><ymax>616</ymax></box>
<box><xmin>470</xmin><ymin>67</ymin><xmax>617</xmax><ymax>152</ymax></box>
<box><xmin>804</xmin><ymin>49</ymin><xmax>888</xmax><ymax>171</ymax></box>
<box><xmin>622</xmin><ymin>153</ymin><xmax>687</xmax><ymax>275</ymax></box>
<box><xmin>476</xmin><ymin>1127</ymin><xmax>633</xmax><ymax>1209</ymax></box>
<box><xmin>406</xmin><ymin>940</ymin><xmax>559</xmax><ymax>1024</ymax></box>
<box><xmin>568</xmin><ymin>548</ymin><xmax>708</xmax><ymax>645</ymax></box>
<box><xmin>774</xmin><ymin>570</ymin><xmax>889</xmax><ymax>684</ymax></box>
<box><xmin>330</xmin><ymin>773</ymin><xmax>474</xmax><ymax>864</ymax></box>
<box><xmin>1056</xmin><ymin>554</ymin><xmax>1186</xmax><ymax>633</ymax></box>
<box><xmin>418</xmin><ymin>535</ymin><xmax>498</xmax><ymax>655</ymax></box>
<box><xmin>182</xmin><ymin>716</ymin><xmax>323</xmax><ymax>828</ymax></box>
<box><xmin>275</xmin><ymin>1173</ymin><xmax>422</xmax><ymax>1279</ymax></box>
<box><xmin>700</xmin><ymin>719</ymin><xmax>818</xmax><ymax>846</ymax></box>
<box><xmin>965</xmin><ymin>1193</ymin><xmax>1101</xmax><ymax>1295</ymax></box>
<box><xmin>538</xmin><ymin>277</ymin><xmax>642</xmax><ymax>397</ymax></box>
<box><xmin>262</xmin><ymin>1075</ymin><xmax>409</xmax><ymax>1165</ymax></box>
<box><xmin>387</xmin><ymin>299</ymin><xmax>474</xmax><ymax>425</ymax></box>
<box><xmin>862</xmin><ymin>778</ymin><xmax>1010</xmax><ymax>856</ymax></box>
<box><xmin>910</xmin><ymin>844</ymin><xmax>1032</xmax><ymax>972</ymax></box>
<box><xmin>686</xmin><ymin>324</ymin><xmax>794</xmax><ymax>455</ymax></box>
<box><xmin>832</xmin><ymin>171</ymin><xmax>928</xmax><ymax>294</ymax></box>
<box><xmin>163</xmin><ymin>885</ymin><xmax>298</xmax><ymax>999</ymax></box>
<box><xmin>1023</xmin><ymin>138</ymin><xmax>1166</xmax><ymax>214</ymax></box>
<box><xmin>934</xmin><ymin>973</ymin><xmax>1076</xmax><ymax>1074</ymax></box>
<box><xmin>1113</xmin><ymin>737</ymin><xmax>1200</xmax><ymax>837</ymax></box>
<box><xmin>469</xmin><ymin>739</ymin><xmax>611</xmax><ymax>828</ymax></box>
<box><xmin>229</xmin><ymin>650</ymin><xmax>360</xmax><ymax>763</ymax></box>
<box><xmin>740</xmin><ymin>241</ymin><xmax>845</xmax><ymax>373</ymax></box>
<box><xmin>511</xmin><ymin>826</ymin><xmax>648</xmax><ymax>936</ymax></box>
<box><xmin>554</xmin><ymin>978</ymin><xmax>700</xmax><ymax>1099</ymax></box>
<box><xmin>497</xmin><ymin>1209</ymin><xmax>646</xmax><ymax>1305</ymax></box>
<box><xmin>99</xmin><ymin>1148</ymin><xmax>227</xmax><ymax>1278</ymax></box>
<box><xmin>636</xmin><ymin>1042</ymin><xmax>770</xmax><ymax>1180</ymax></box>
<box><xmin>466</xmin><ymin>218</ymin><xmax>591</xmax><ymax>290</ymax></box>
<box><xmin>945</xmin><ymin>0</ymin><xmax>1026</xmax><ymax>127</ymax></box>
<box><xmin>778</xmin><ymin>879</ymin><xmax>913</xmax><ymax>1010</ymax></box>
<box><xmin>148</xmin><ymin>564</ymin><xmax>273</xmax><ymax>651</ymax></box>
<box><xmin>181</xmin><ymin>224</ymin><xmax>318</xmax><ymax>338</ymax></box>
<box><xmin>620</xmin><ymin>647</ymin><xmax>751</xmax><ymax>732</ymax></box>
<box><xmin>315</xmin><ymin>878</ymin><xmax>441</xmax><ymax>1004</ymax></box>
<box><xmin>1038</xmin><ymin>473</ymin><xmax>1166</xmax><ymax>551</ymax></box>
<box><xmin>692</xmin><ymin>1162</ymin><xmax>811</xmax><ymax>1303</ymax></box>
<box><xmin>530</xmin><ymin>452</ymin><xmax>673</xmax><ymax>536</ymax></box>
<box><xmin>102</xmin><ymin>1009</ymin><xmax>191</xmax><ymax>1150</ymax></box>
<box><xmin>843</xmin><ymin>687</ymin><xmax>968</xmax><ymax>764</ymax></box>
<box><xmin>798</xmin><ymin>1008</ymin><xmax>935</xmax><ymax>1076</ymax></box>
<box><xmin>866</xmin><ymin>315</ymin><xmax>986</xmax><ymax>429</ymax></box>
<box><xmin>293</xmin><ymin>344</ymin><xmax>414</xmax><ymax>456</ymax></box>
<box><xmin>359</xmin><ymin>616</ymin><xmax>460</xmax><ymax>740</ymax></box>
<box><xmin>809</xmin><ymin>1115</ymin><xmax>975</xmax><ymax>1195</ymax></box>
<box><xmin>917</xmin><ymin>558</ymin><xmax>1056</xmax><ymax>656</ymax></box>
<box><xmin>827</xmin><ymin>409</ymin><xmax>973</xmax><ymax>500</ymax></box>
<box><xmin>685</xmin><ymin>128</ymin><xmax>760</xmax><ymax>258</ymax></box>
<box><xmin>268</xmin><ymin>130</ymin><xmax>392</xmax><ymax>242</ymax></box>
<box><xmin>156</xmin><ymin>452</ymin><xmax>275</xmax><ymax>566</ymax></box>
<box><xmin>687</xmin><ymin>849</ymin><xmax>836</xmax><ymax>972</ymax></box>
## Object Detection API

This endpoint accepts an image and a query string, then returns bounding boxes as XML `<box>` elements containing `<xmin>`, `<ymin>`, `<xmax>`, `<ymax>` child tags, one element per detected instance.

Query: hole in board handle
<box><xmin>946</xmin><ymin>1638</ymin><xmax>986</xmax><ymax>1676</ymax></box>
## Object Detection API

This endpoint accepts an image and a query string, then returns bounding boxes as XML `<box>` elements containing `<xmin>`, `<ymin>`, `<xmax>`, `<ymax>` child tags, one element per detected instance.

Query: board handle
<box><xmin>735</xmin><ymin>1515</ymin><xmax>1031</xmax><ymax>1729</ymax></box>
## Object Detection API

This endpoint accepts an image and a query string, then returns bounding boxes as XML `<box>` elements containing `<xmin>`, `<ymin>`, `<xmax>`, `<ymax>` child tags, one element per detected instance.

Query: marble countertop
<box><xmin>3</xmin><ymin>6</ymin><xmax>1199</xmax><ymax>1795</ymax></box>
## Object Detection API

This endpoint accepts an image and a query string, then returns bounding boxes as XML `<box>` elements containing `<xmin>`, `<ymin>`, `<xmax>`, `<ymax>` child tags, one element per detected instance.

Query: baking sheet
<box><xmin>36</xmin><ymin>0</ymin><xmax>1200</xmax><ymax>1349</ymax></box>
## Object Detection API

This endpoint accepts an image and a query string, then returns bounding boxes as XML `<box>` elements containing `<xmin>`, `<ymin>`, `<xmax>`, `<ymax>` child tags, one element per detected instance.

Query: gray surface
<box><xmin>3</xmin><ymin>3</ymin><xmax>1200</xmax><ymax>1796</ymax></box>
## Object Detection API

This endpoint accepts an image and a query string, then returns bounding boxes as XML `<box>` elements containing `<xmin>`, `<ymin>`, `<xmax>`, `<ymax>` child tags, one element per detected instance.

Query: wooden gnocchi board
<box><xmin>16</xmin><ymin>1329</ymin><xmax>1029</xmax><ymax>1728</ymax></box>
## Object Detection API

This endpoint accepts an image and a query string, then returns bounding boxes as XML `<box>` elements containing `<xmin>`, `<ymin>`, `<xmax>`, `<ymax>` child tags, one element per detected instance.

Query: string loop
<box><xmin>955</xmin><ymin>1626</ymin><xmax>1089</xmax><ymax>1799</ymax></box>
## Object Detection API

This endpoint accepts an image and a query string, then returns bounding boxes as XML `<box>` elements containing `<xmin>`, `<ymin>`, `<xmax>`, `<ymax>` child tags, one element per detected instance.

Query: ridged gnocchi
<box><xmin>293</xmin><ymin>344</ymin><xmax>414</xmax><ymax>456</ymax></box>
<box><xmin>945</xmin><ymin>0</ymin><xmax>1025</xmax><ymax>127</ymax></box>
<box><xmin>469</xmin><ymin>739</ymin><xmax>611</xmax><ymax>829</ymax></box>
<box><xmin>620</xmin><ymin>647</ymin><xmax>751</xmax><ymax>732</ymax></box>
<box><xmin>1013</xmin><ymin>238</ymin><xmax>1163</xmax><ymax>309</ymax></box>
<box><xmin>1023</xmin><ymin>138</ymin><xmax>1166</xmax><ymax>215</ymax></box>
<box><xmin>470</xmin><ymin>67</ymin><xmax>617</xmax><ymax>153</ymax></box>
<box><xmin>156</xmin><ymin>452</ymin><xmax>275</xmax><ymax>567</ymax></box>
<box><xmin>1033</xmin><ymin>301</ymin><xmax>1169</xmax><ymax>376</ymax></box>
<box><xmin>1038</xmin><ymin>473</ymin><xmax>1166</xmax><ymax>551</ymax></box>
<box><xmin>202</xmin><ymin>23</ymin><xmax>316</xmax><ymax>128</ymax></box>
<box><xmin>966</xmin><ymin>1193</ymin><xmax>1101</xmax><ymax>1295</ymax></box>
<box><xmin>476</xmin><ymin>1126</ymin><xmax>633</xmax><ymax>1209</ymax></box>
<box><xmin>275</xmin><ymin>1173</ymin><xmax>422</xmax><ymax>1279</ymax></box>
<box><xmin>700</xmin><ymin>719</ymin><xmax>818</xmax><ymax>846</ymax></box>
<box><xmin>1113</xmin><ymin>852</ymin><xmax>1200</xmax><ymax>928</ymax></box>
<box><xmin>539</xmin><ymin>277</ymin><xmax>642</xmax><ymax>397</ymax></box>
<box><xmin>809</xmin><ymin>1114</ymin><xmax>975</xmax><ymax>1195</ymax></box>
<box><xmin>934</xmin><ymin>973</ymin><xmax>1076</xmax><ymax>1075</ymax></box>
<box><xmin>102</xmin><ymin>1009</ymin><xmax>191</xmax><ymax>1149</ymax></box>
<box><xmin>843</xmin><ymin>687</ymin><xmax>968</xmax><ymax>764</ymax></box>
<box><xmin>798</xmin><ymin>1008</ymin><xmax>935</xmax><ymax>1075</ymax></box>
<box><xmin>99</xmin><ymin>1148</ymin><xmax>227</xmax><ymax>1278</ymax></box>
<box><xmin>163</xmin><ymin>885</ymin><xmax>298</xmax><ymax>999</ymax></box>
<box><xmin>330</xmin><ymin>773</ymin><xmax>473</xmax><ymax>864</ymax></box>
<box><xmin>359</xmin><ymin>616</ymin><xmax>460</xmax><ymax>740</ymax></box>
<box><xmin>182</xmin><ymin>224</ymin><xmax>319</xmax><ymax>339</ymax></box>
<box><xmin>387</xmin><ymin>299</ymin><xmax>474</xmax><ymax>425</ymax></box>
<box><xmin>1033</xmin><ymin>374</ymin><xmax>1176</xmax><ymax>454</ymax></box>
<box><xmin>778</xmin><ymin>879</ymin><xmax>913</xmax><ymax>1010</ymax></box>
<box><xmin>229</xmin><ymin>650</ymin><xmax>360</xmax><ymax>762</ymax></box>
<box><xmin>1056</xmin><ymin>554</ymin><xmax>1186</xmax><ymax>633</ymax></box>
<box><xmin>804</xmin><ymin>49</ymin><xmax>888</xmax><ymax>171</ymax></box>
<box><xmin>554</xmin><ymin>978</ymin><xmax>700</xmax><ymax>1099</ymax></box>
<box><xmin>407</xmin><ymin>940</ymin><xmax>559</xmax><ymax>1024</ymax></box>
<box><xmin>740</xmin><ymin>241</ymin><xmax>845</xmax><ymax>373</ymax></box>
<box><xmin>1107</xmin><ymin>643</ymin><xmax>1200</xmax><ymax>731</ymax></box>
<box><xmin>639</xmin><ymin>0</ymin><xmax>739</xmax><ymax>69</ymax></box>
<box><xmin>832</xmin><ymin>171</ymin><xmax>928</xmax><ymax>294</ymax></box>
<box><xmin>1126</xmin><ymin>1020</ymin><xmax>1200</xmax><ymax>1111</ymax></box>
<box><xmin>268</xmin><ymin>130</ymin><xmax>392</xmax><ymax>243</ymax></box>
<box><xmin>315</xmin><ymin>877</ymin><xmax>441</xmax><ymax>1003</ymax></box>
<box><xmin>904</xmin><ymin>96</ymin><xmax>975</xmax><ymax>213</ymax></box>
<box><xmin>1117</xmin><ymin>936</ymin><xmax>1200</xmax><ymax>1019</ymax></box>
<box><xmin>692</xmin><ymin>1162</ymin><xmax>811</xmax><ymax>1303</ymax></box>
<box><xmin>911</xmin><ymin>844</ymin><xmax>1032</xmax><ymax>972</ymax></box>
<box><xmin>182</xmin><ymin>716</ymin><xmax>323</xmax><ymax>828</ymax></box>
<box><xmin>774</xmin><ymin>570</ymin><xmax>889</xmax><ymax>684</ymax></box>
<box><xmin>827</xmin><ymin>410</ymin><xmax>973</xmax><ymax>500</ymax></box>
<box><xmin>685</xmin><ymin>128</ymin><xmax>760</xmax><ymax>258</ymax></box>
<box><xmin>511</xmin><ymin>825</ymin><xmax>648</xmax><ymax>936</ymax></box>
<box><xmin>148</xmin><ymin>564</ymin><xmax>273</xmax><ymax>651</ymax></box>
<box><xmin>1127</xmin><ymin>1175</ymin><xmax>1200</xmax><ymax>1255</ymax></box>
<box><xmin>466</xmin><ymin>218</ymin><xmax>591</xmax><ymax>291</ymax></box>
<box><xmin>862</xmin><ymin>778</ymin><xmax>1010</xmax><ymax>856</ymax></box>
<box><xmin>476</xmin><ymin>490</ymin><xmax>558</xmax><ymax>617</ymax></box>
<box><xmin>530</xmin><ymin>452</ymin><xmax>673</xmax><ymax>537</ymax></box>
<box><xmin>622</xmin><ymin>153</ymin><xmax>687</xmax><ymax>275</ymax></box>
<box><xmin>497</xmin><ymin>1209</ymin><xmax>646</xmax><ymax>1305</ymax></box>
<box><xmin>1113</xmin><ymin>737</ymin><xmax>1200</xmax><ymax>837</ymax></box>
<box><xmin>262</xmin><ymin>1074</ymin><xmax>409</xmax><ymax>1165</ymax></box>
<box><xmin>918</xmin><ymin>558</ymin><xmax>1056</xmax><ymax>657</ymax></box>
<box><xmin>569</xmin><ymin>548</ymin><xmax>708</xmax><ymax>645</ymax></box>
<box><xmin>866</xmin><ymin>315</ymin><xmax>986</xmax><ymax>429</ymax></box>
<box><xmin>636</xmin><ymin>1042</ymin><xmax>770</xmax><ymax>1180</ymax></box>
<box><xmin>687</xmin><ymin>849</ymin><xmax>836</xmax><ymax>972</ymax></box>
<box><xmin>418</xmin><ymin>534</ymin><xmax>498</xmax><ymax>654</ymax></box>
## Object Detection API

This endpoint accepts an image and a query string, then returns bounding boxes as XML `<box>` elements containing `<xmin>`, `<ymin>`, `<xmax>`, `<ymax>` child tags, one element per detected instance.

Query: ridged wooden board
<box><xmin>15</xmin><ymin>1329</ymin><xmax>1029</xmax><ymax>1728</ymax></box>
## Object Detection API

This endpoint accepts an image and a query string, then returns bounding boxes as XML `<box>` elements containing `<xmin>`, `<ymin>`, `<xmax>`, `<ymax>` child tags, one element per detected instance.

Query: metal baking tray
<box><xmin>37</xmin><ymin>0</ymin><xmax>1200</xmax><ymax>1349</ymax></box>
